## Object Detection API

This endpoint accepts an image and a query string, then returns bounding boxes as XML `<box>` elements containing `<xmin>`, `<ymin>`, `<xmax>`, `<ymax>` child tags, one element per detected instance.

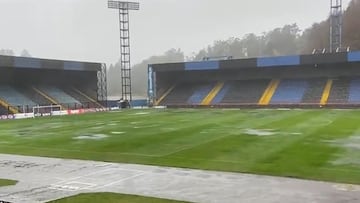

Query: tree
<box><xmin>190</xmin><ymin>24</ymin><xmax>301</xmax><ymax>60</ymax></box>
<box><xmin>131</xmin><ymin>48</ymin><xmax>184</xmax><ymax>96</ymax></box>
<box><xmin>263</xmin><ymin>24</ymin><xmax>301</xmax><ymax>56</ymax></box>
<box><xmin>300</xmin><ymin>20</ymin><xmax>330</xmax><ymax>53</ymax></box>
<box><xmin>0</xmin><ymin>49</ymin><xmax>14</xmax><ymax>56</ymax></box>
<box><xmin>107</xmin><ymin>48</ymin><xmax>185</xmax><ymax>97</ymax></box>
<box><xmin>20</xmin><ymin>49</ymin><xmax>32</xmax><ymax>57</ymax></box>
<box><xmin>343</xmin><ymin>0</ymin><xmax>360</xmax><ymax>49</ymax></box>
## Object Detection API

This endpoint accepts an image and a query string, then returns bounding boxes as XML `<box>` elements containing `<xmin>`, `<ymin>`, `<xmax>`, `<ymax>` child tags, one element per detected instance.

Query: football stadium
<box><xmin>1</xmin><ymin>0</ymin><xmax>360</xmax><ymax>203</ymax></box>
<box><xmin>1</xmin><ymin>51</ymin><xmax>360</xmax><ymax>203</ymax></box>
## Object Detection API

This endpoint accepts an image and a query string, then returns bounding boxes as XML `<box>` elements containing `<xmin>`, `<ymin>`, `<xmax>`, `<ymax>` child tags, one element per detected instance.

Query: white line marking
<box><xmin>161</xmin><ymin>133</ymin><xmax>232</xmax><ymax>156</ymax></box>
<box><xmin>95</xmin><ymin>172</ymin><xmax>146</xmax><ymax>189</ymax></box>
<box><xmin>50</xmin><ymin>168</ymin><xmax>147</xmax><ymax>192</ymax></box>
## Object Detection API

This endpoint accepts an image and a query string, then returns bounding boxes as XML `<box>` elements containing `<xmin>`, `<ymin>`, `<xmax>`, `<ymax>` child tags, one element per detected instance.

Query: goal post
<box><xmin>32</xmin><ymin>105</ymin><xmax>62</xmax><ymax>117</ymax></box>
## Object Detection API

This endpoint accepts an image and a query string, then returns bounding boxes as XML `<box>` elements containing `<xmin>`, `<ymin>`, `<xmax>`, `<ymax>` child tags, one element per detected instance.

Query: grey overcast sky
<box><xmin>0</xmin><ymin>0</ymin><xmax>352</xmax><ymax>65</ymax></box>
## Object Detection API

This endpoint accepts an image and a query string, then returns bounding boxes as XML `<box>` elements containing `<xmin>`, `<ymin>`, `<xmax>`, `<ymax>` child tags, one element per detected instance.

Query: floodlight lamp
<box><xmin>108</xmin><ymin>1</ymin><xmax>140</xmax><ymax>10</ymax></box>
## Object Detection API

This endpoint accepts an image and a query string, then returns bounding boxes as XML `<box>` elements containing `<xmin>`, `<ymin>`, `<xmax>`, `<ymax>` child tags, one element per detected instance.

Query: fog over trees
<box><xmin>107</xmin><ymin>49</ymin><xmax>184</xmax><ymax>97</ymax></box>
<box><xmin>0</xmin><ymin>49</ymin><xmax>15</xmax><ymax>56</ymax></box>
<box><xmin>106</xmin><ymin>0</ymin><xmax>360</xmax><ymax>96</ymax></box>
<box><xmin>0</xmin><ymin>49</ymin><xmax>32</xmax><ymax>57</ymax></box>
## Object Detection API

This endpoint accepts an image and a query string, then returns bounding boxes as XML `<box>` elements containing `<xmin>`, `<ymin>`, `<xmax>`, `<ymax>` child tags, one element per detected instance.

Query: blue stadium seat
<box><xmin>271</xmin><ymin>80</ymin><xmax>308</xmax><ymax>104</ymax></box>
<box><xmin>211</xmin><ymin>83</ymin><xmax>231</xmax><ymax>104</ymax></box>
<box><xmin>0</xmin><ymin>85</ymin><xmax>37</xmax><ymax>107</ymax></box>
<box><xmin>187</xmin><ymin>84</ymin><xmax>214</xmax><ymax>104</ymax></box>
<box><xmin>348</xmin><ymin>79</ymin><xmax>360</xmax><ymax>103</ymax></box>
<box><xmin>38</xmin><ymin>86</ymin><xmax>81</xmax><ymax>106</ymax></box>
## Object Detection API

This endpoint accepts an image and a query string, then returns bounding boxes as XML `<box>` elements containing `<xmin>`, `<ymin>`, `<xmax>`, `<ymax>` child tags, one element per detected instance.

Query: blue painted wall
<box><xmin>257</xmin><ymin>55</ymin><xmax>300</xmax><ymax>67</ymax></box>
<box><xmin>14</xmin><ymin>57</ymin><xmax>41</xmax><ymax>69</ymax></box>
<box><xmin>185</xmin><ymin>61</ymin><xmax>219</xmax><ymax>71</ymax></box>
<box><xmin>131</xmin><ymin>99</ymin><xmax>148</xmax><ymax>107</ymax></box>
<box><xmin>348</xmin><ymin>51</ymin><xmax>360</xmax><ymax>62</ymax></box>
<box><xmin>64</xmin><ymin>61</ymin><xmax>84</xmax><ymax>71</ymax></box>
<box><xmin>349</xmin><ymin>79</ymin><xmax>360</xmax><ymax>103</ymax></box>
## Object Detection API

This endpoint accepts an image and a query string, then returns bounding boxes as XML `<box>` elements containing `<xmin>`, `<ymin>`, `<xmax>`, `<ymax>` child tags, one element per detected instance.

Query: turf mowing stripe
<box><xmin>160</xmin><ymin>110</ymin><xmax>305</xmax><ymax>156</ymax></box>
<box><xmin>1</xmin><ymin>109</ymin><xmax>360</xmax><ymax>184</ymax></box>
<box><xmin>162</xmin><ymin>110</ymin><xmax>315</xmax><ymax>159</ymax></box>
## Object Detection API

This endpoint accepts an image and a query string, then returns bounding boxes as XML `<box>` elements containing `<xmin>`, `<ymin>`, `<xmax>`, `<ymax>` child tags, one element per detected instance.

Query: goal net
<box><xmin>32</xmin><ymin>105</ymin><xmax>62</xmax><ymax>117</ymax></box>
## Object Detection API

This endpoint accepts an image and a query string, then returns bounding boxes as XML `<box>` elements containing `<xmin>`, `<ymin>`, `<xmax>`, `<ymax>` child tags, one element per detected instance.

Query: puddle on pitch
<box><xmin>244</xmin><ymin>129</ymin><xmax>275</xmax><ymax>136</ymax></box>
<box><xmin>330</xmin><ymin>135</ymin><xmax>360</xmax><ymax>166</ymax></box>
<box><xmin>111</xmin><ymin>131</ymin><xmax>125</xmax><ymax>135</ymax></box>
<box><xmin>132</xmin><ymin>112</ymin><xmax>150</xmax><ymax>115</ymax></box>
<box><xmin>73</xmin><ymin>134</ymin><xmax>108</xmax><ymax>140</ymax></box>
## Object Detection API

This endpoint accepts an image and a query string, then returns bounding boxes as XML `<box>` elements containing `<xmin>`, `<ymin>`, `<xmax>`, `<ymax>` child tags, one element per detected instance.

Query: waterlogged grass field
<box><xmin>0</xmin><ymin>109</ymin><xmax>360</xmax><ymax>184</ymax></box>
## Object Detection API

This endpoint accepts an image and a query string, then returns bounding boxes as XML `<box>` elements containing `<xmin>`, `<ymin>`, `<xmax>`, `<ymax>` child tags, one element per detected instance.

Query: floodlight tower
<box><xmin>330</xmin><ymin>0</ymin><xmax>342</xmax><ymax>52</ymax></box>
<box><xmin>108</xmin><ymin>0</ymin><xmax>139</xmax><ymax>101</ymax></box>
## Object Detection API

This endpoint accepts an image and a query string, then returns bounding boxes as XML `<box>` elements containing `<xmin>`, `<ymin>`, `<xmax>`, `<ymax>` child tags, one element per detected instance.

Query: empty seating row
<box><xmin>161</xmin><ymin>83</ymin><xmax>204</xmax><ymax>105</ymax></box>
<box><xmin>63</xmin><ymin>87</ymin><xmax>103</xmax><ymax>108</ymax></box>
<box><xmin>348</xmin><ymin>79</ymin><xmax>360</xmax><ymax>103</ymax></box>
<box><xmin>270</xmin><ymin>80</ymin><xmax>308</xmax><ymax>104</ymax></box>
<box><xmin>211</xmin><ymin>84</ymin><xmax>231</xmax><ymax>105</ymax></box>
<box><xmin>301</xmin><ymin>79</ymin><xmax>327</xmax><ymax>104</ymax></box>
<box><xmin>37</xmin><ymin>86</ymin><xmax>81</xmax><ymax>106</ymax></box>
<box><xmin>328</xmin><ymin>79</ymin><xmax>351</xmax><ymax>104</ymax></box>
<box><xmin>0</xmin><ymin>85</ymin><xmax>99</xmax><ymax>114</ymax></box>
<box><xmin>0</xmin><ymin>105</ymin><xmax>8</xmax><ymax>115</ymax></box>
<box><xmin>15</xmin><ymin>86</ymin><xmax>50</xmax><ymax>106</ymax></box>
<box><xmin>158</xmin><ymin>77</ymin><xmax>360</xmax><ymax>107</ymax></box>
<box><xmin>0</xmin><ymin>85</ymin><xmax>37</xmax><ymax>107</ymax></box>
<box><xmin>220</xmin><ymin>80</ymin><xmax>269</xmax><ymax>104</ymax></box>
<box><xmin>187</xmin><ymin>84</ymin><xmax>214</xmax><ymax>105</ymax></box>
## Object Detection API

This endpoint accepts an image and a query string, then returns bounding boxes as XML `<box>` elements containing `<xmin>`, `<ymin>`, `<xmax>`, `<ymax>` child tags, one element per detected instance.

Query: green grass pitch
<box><xmin>0</xmin><ymin>109</ymin><xmax>360</xmax><ymax>184</ymax></box>
<box><xmin>0</xmin><ymin>179</ymin><xmax>17</xmax><ymax>187</ymax></box>
<box><xmin>49</xmin><ymin>192</ymin><xmax>188</xmax><ymax>203</ymax></box>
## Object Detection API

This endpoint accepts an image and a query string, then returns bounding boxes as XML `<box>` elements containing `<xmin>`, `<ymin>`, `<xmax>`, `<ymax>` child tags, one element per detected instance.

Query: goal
<box><xmin>32</xmin><ymin>105</ymin><xmax>62</xmax><ymax>117</ymax></box>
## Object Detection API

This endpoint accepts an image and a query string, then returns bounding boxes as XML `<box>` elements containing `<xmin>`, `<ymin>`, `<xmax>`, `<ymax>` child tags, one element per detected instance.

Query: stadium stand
<box><xmin>328</xmin><ymin>78</ymin><xmax>350</xmax><ymax>104</ymax></box>
<box><xmin>210</xmin><ymin>83</ymin><xmax>231</xmax><ymax>105</ymax></box>
<box><xmin>320</xmin><ymin>79</ymin><xmax>333</xmax><ymax>106</ymax></box>
<box><xmin>259</xmin><ymin>79</ymin><xmax>280</xmax><ymax>105</ymax></box>
<box><xmin>270</xmin><ymin>79</ymin><xmax>308</xmax><ymax>104</ymax></box>
<box><xmin>301</xmin><ymin>78</ymin><xmax>327</xmax><ymax>104</ymax></box>
<box><xmin>187</xmin><ymin>83</ymin><xmax>214</xmax><ymax>105</ymax></box>
<box><xmin>221</xmin><ymin>80</ymin><xmax>270</xmax><ymax>105</ymax></box>
<box><xmin>37</xmin><ymin>86</ymin><xmax>81</xmax><ymax>108</ymax></box>
<box><xmin>348</xmin><ymin>78</ymin><xmax>360</xmax><ymax>103</ymax></box>
<box><xmin>0</xmin><ymin>55</ymin><xmax>105</xmax><ymax>115</ymax></box>
<box><xmin>0</xmin><ymin>105</ymin><xmax>7</xmax><ymax>115</ymax></box>
<box><xmin>0</xmin><ymin>85</ymin><xmax>37</xmax><ymax>112</ymax></box>
<box><xmin>63</xmin><ymin>87</ymin><xmax>102</xmax><ymax>108</ymax></box>
<box><xmin>201</xmin><ymin>82</ymin><xmax>224</xmax><ymax>105</ymax></box>
<box><xmin>149</xmin><ymin>51</ymin><xmax>360</xmax><ymax>108</ymax></box>
<box><xmin>160</xmin><ymin>83</ymin><xmax>203</xmax><ymax>105</ymax></box>
<box><xmin>155</xmin><ymin>85</ymin><xmax>176</xmax><ymax>105</ymax></box>
<box><xmin>14</xmin><ymin>86</ymin><xmax>51</xmax><ymax>106</ymax></box>
<box><xmin>76</xmin><ymin>86</ymin><xmax>99</xmax><ymax>101</ymax></box>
